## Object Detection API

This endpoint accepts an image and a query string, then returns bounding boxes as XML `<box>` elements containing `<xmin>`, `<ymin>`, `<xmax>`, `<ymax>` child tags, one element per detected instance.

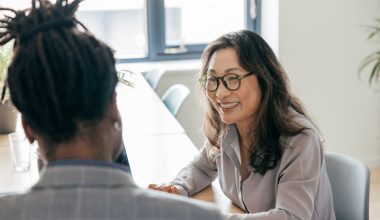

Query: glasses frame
<box><xmin>199</xmin><ymin>72</ymin><xmax>255</xmax><ymax>92</ymax></box>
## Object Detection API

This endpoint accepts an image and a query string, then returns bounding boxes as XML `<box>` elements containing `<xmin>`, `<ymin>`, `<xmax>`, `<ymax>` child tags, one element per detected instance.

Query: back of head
<box><xmin>0</xmin><ymin>0</ymin><xmax>118</xmax><ymax>147</ymax></box>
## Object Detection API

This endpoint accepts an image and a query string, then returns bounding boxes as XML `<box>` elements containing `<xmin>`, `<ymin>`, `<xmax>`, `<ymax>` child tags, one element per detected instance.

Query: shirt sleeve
<box><xmin>171</xmin><ymin>141</ymin><xmax>219</xmax><ymax>197</ymax></box>
<box><xmin>226</xmin><ymin>128</ymin><xmax>324</xmax><ymax>220</ymax></box>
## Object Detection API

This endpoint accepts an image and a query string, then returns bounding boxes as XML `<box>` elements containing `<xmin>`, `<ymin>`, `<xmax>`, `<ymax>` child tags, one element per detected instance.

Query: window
<box><xmin>77</xmin><ymin>0</ymin><xmax>148</xmax><ymax>59</ymax></box>
<box><xmin>0</xmin><ymin>0</ymin><xmax>261</xmax><ymax>62</ymax></box>
<box><xmin>149</xmin><ymin>0</ymin><xmax>261</xmax><ymax>62</ymax></box>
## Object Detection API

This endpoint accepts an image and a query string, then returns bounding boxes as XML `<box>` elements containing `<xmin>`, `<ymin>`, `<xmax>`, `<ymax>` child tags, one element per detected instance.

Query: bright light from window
<box><xmin>164</xmin><ymin>0</ymin><xmax>245</xmax><ymax>46</ymax></box>
<box><xmin>0</xmin><ymin>0</ymin><xmax>33</xmax><ymax>9</ymax></box>
<box><xmin>0</xmin><ymin>0</ymin><xmax>148</xmax><ymax>59</ymax></box>
<box><xmin>79</xmin><ymin>0</ymin><xmax>144</xmax><ymax>11</ymax></box>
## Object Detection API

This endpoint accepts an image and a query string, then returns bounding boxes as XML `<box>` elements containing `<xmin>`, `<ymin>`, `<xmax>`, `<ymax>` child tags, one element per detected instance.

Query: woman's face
<box><xmin>206</xmin><ymin>48</ymin><xmax>262</xmax><ymax>130</ymax></box>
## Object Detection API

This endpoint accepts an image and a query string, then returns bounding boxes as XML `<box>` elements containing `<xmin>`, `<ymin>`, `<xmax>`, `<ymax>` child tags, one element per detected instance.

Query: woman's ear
<box><xmin>21</xmin><ymin>115</ymin><xmax>35</xmax><ymax>144</ymax></box>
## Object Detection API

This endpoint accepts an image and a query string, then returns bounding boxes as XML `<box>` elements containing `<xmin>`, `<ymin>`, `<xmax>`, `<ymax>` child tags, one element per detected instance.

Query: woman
<box><xmin>149</xmin><ymin>30</ymin><xmax>336</xmax><ymax>220</ymax></box>
<box><xmin>0</xmin><ymin>1</ymin><xmax>223</xmax><ymax>219</ymax></box>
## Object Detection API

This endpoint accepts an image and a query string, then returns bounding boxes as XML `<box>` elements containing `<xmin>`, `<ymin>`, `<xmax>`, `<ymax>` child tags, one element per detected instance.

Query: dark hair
<box><xmin>199</xmin><ymin>30</ymin><xmax>310</xmax><ymax>175</ymax></box>
<box><xmin>0</xmin><ymin>0</ymin><xmax>118</xmax><ymax>156</ymax></box>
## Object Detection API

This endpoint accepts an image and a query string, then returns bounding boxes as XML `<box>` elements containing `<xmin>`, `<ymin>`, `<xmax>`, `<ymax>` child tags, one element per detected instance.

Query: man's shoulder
<box><xmin>130</xmin><ymin>187</ymin><xmax>224</xmax><ymax>219</ymax></box>
<box><xmin>0</xmin><ymin>182</ymin><xmax>224</xmax><ymax>220</ymax></box>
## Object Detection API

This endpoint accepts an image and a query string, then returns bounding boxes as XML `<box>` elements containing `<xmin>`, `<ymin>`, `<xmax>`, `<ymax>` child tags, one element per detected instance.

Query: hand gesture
<box><xmin>148</xmin><ymin>183</ymin><xmax>180</xmax><ymax>195</ymax></box>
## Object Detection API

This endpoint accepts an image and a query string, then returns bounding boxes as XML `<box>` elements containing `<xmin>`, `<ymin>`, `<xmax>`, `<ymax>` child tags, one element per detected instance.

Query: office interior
<box><xmin>0</xmin><ymin>0</ymin><xmax>379</xmax><ymax>219</ymax></box>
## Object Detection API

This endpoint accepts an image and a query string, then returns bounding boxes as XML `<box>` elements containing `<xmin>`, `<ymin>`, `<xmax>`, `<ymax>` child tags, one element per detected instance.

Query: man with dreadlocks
<box><xmin>0</xmin><ymin>1</ymin><xmax>224</xmax><ymax>219</ymax></box>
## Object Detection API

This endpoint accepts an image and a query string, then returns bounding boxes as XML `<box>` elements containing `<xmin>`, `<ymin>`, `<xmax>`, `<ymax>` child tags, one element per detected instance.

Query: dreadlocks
<box><xmin>0</xmin><ymin>0</ymin><xmax>118</xmax><ymax>156</ymax></box>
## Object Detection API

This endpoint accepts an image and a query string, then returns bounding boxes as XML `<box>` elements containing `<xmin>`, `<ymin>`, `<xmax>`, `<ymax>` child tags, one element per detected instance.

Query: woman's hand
<box><xmin>148</xmin><ymin>183</ymin><xmax>180</xmax><ymax>195</ymax></box>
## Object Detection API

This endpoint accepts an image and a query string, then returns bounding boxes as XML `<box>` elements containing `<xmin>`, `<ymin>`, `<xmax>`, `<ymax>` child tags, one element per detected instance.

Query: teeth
<box><xmin>220</xmin><ymin>102</ymin><xmax>239</xmax><ymax>109</ymax></box>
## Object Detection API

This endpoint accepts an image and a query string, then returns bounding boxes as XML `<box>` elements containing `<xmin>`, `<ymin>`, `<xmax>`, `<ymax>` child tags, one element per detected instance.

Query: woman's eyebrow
<box><xmin>206</xmin><ymin>69</ymin><xmax>216</xmax><ymax>75</ymax></box>
<box><xmin>207</xmin><ymin>67</ymin><xmax>243</xmax><ymax>75</ymax></box>
<box><xmin>225</xmin><ymin>67</ymin><xmax>244</xmax><ymax>73</ymax></box>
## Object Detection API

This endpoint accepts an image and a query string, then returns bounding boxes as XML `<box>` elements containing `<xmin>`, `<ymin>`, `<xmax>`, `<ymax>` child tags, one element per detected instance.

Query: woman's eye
<box><xmin>226</xmin><ymin>75</ymin><xmax>239</xmax><ymax>81</ymax></box>
<box><xmin>207</xmin><ymin>77</ymin><xmax>218</xmax><ymax>82</ymax></box>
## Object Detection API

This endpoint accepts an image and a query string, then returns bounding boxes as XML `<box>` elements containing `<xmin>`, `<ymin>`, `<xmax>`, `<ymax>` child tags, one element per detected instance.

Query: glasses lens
<box><xmin>201</xmin><ymin>75</ymin><xmax>218</xmax><ymax>91</ymax></box>
<box><xmin>224</xmin><ymin>74</ymin><xmax>240</xmax><ymax>91</ymax></box>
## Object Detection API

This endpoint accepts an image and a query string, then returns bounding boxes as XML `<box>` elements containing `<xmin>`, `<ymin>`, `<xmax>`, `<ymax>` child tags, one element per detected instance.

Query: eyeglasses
<box><xmin>199</xmin><ymin>72</ymin><xmax>255</xmax><ymax>92</ymax></box>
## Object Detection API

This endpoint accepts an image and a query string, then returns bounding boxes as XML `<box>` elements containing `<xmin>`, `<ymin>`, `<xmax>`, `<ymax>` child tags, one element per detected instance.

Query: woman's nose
<box><xmin>215</xmin><ymin>81</ymin><xmax>231</xmax><ymax>98</ymax></box>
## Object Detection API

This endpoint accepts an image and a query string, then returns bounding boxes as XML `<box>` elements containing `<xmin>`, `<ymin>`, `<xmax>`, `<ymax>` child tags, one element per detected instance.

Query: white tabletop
<box><xmin>117</xmin><ymin>72</ymin><xmax>185</xmax><ymax>135</ymax></box>
<box><xmin>0</xmin><ymin>135</ymin><xmax>39</xmax><ymax>194</ymax></box>
<box><xmin>124</xmin><ymin>133</ymin><xmax>198</xmax><ymax>188</ymax></box>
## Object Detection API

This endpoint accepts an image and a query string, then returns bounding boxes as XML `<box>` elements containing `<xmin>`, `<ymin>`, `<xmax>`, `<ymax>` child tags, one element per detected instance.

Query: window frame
<box><xmin>117</xmin><ymin>0</ymin><xmax>261</xmax><ymax>63</ymax></box>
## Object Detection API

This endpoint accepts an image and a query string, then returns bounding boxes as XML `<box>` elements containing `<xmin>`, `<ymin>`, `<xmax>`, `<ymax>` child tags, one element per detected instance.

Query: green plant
<box><xmin>359</xmin><ymin>18</ymin><xmax>380</xmax><ymax>86</ymax></box>
<box><xmin>0</xmin><ymin>41</ymin><xmax>13</xmax><ymax>104</ymax></box>
<box><xmin>117</xmin><ymin>69</ymin><xmax>134</xmax><ymax>87</ymax></box>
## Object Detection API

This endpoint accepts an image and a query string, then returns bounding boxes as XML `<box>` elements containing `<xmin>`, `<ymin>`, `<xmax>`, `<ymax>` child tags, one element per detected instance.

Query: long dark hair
<box><xmin>0</xmin><ymin>0</ymin><xmax>118</xmax><ymax>157</ymax></box>
<box><xmin>199</xmin><ymin>30</ymin><xmax>311</xmax><ymax>175</ymax></box>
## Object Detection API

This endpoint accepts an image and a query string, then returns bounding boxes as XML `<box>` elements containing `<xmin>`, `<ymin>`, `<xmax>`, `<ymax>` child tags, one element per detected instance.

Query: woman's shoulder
<box><xmin>289</xmin><ymin>108</ymin><xmax>317</xmax><ymax>132</ymax></box>
<box><xmin>280</xmin><ymin>111</ymin><xmax>323</xmax><ymax>162</ymax></box>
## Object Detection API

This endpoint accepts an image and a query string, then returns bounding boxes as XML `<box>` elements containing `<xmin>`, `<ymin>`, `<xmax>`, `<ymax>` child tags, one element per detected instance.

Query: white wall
<box><xmin>261</xmin><ymin>0</ymin><xmax>279</xmax><ymax>56</ymax></box>
<box><xmin>279</xmin><ymin>0</ymin><xmax>380</xmax><ymax>167</ymax></box>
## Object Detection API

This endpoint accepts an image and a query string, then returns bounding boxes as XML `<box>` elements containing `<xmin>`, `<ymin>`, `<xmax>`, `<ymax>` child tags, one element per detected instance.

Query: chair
<box><xmin>325</xmin><ymin>152</ymin><xmax>370</xmax><ymax>220</ymax></box>
<box><xmin>144</xmin><ymin>68</ymin><xmax>165</xmax><ymax>90</ymax></box>
<box><xmin>161</xmin><ymin>84</ymin><xmax>190</xmax><ymax>117</ymax></box>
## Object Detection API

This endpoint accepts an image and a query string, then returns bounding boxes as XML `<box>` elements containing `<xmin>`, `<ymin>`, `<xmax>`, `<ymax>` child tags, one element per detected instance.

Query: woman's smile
<box><xmin>219</xmin><ymin>101</ymin><xmax>240</xmax><ymax>110</ymax></box>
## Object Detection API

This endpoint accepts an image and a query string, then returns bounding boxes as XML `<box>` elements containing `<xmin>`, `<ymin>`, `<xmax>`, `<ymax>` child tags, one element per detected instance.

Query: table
<box><xmin>192</xmin><ymin>182</ymin><xmax>244</xmax><ymax>214</ymax></box>
<box><xmin>0</xmin><ymin>135</ymin><xmax>39</xmax><ymax>194</ymax></box>
<box><xmin>117</xmin><ymin>72</ymin><xmax>185</xmax><ymax>135</ymax></box>
<box><xmin>124</xmin><ymin>133</ymin><xmax>198</xmax><ymax>188</ymax></box>
<box><xmin>0</xmin><ymin>72</ymin><xmax>243</xmax><ymax>214</ymax></box>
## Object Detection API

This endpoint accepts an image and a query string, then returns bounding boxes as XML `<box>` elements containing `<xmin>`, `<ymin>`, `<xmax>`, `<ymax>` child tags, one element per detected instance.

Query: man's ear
<box><xmin>112</xmin><ymin>92</ymin><xmax>117</xmax><ymax>108</ymax></box>
<box><xmin>110</xmin><ymin>92</ymin><xmax>120</xmax><ymax>119</ymax></box>
<box><xmin>21</xmin><ymin>115</ymin><xmax>35</xmax><ymax>144</ymax></box>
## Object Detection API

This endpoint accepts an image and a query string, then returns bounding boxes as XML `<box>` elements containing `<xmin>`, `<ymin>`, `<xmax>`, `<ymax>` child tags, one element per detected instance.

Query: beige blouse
<box><xmin>172</xmin><ymin>113</ymin><xmax>336</xmax><ymax>220</ymax></box>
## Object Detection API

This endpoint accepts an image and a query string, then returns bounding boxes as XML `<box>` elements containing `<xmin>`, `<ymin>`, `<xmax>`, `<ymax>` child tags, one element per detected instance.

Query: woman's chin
<box><xmin>220</xmin><ymin>117</ymin><xmax>235</xmax><ymax>125</ymax></box>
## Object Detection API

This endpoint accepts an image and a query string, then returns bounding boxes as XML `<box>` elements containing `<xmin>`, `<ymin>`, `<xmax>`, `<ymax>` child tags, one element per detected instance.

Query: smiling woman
<box><xmin>149</xmin><ymin>30</ymin><xmax>336</xmax><ymax>220</ymax></box>
<box><xmin>204</xmin><ymin>48</ymin><xmax>262</xmax><ymax>139</ymax></box>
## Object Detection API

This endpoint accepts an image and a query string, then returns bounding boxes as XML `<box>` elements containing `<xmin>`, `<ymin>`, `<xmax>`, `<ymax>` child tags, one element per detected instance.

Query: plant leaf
<box><xmin>369</xmin><ymin>61</ymin><xmax>380</xmax><ymax>85</ymax></box>
<box><xmin>358</xmin><ymin>52</ymin><xmax>380</xmax><ymax>76</ymax></box>
<box><xmin>117</xmin><ymin>69</ymin><xmax>134</xmax><ymax>87</ymax></box>
<box><xmin>367</xmin><ymin>27</ymin><xmax>380</xmax><ymax>39</ymax></box>
<box><xmin>359</xmin><ymin>50</ymin><xmax>380</xmax><ymax>86</ymax></box>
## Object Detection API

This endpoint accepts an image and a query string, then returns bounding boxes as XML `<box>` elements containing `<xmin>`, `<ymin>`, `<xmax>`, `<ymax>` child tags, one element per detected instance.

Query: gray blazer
<box><xmin>0</xmin><ymin>162</ymin><xmax>224</xmax><ymax>220</ymax></box>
